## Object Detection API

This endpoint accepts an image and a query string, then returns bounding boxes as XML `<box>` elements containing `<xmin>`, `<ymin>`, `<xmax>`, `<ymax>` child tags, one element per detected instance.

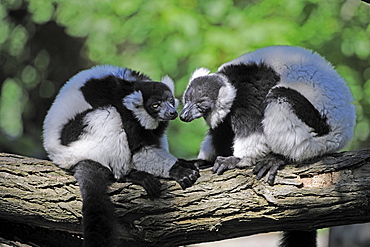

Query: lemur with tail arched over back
<box><xmin>180</xmin><ymin>46</ymin><xmax>356</xmax><ymax>247</ymax></box>
<box><xmin>43</xmin><ymin>65</ymin><xmax>199</xmax><ymax>247</ymax></box>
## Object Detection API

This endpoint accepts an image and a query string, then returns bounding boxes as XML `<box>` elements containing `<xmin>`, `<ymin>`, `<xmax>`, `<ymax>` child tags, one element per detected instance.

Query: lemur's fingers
<box><xmin>267</xmin><ymin>163</ymin><xmax>281</xmax><ymax>186</ymax></box>
<box><xmin>253</xmin><ymin>153</ymin><xmax>287</xmax><ymax>185</ymax></box>
<box><xmin>213</xmin><ymin>156</ymin><xmax>240</xmax><ymax>175</ymax></box>
<box><xmin>253</xmin><ymin>159</ymin><xmax>271</xmax><ymax>180</ymax></box>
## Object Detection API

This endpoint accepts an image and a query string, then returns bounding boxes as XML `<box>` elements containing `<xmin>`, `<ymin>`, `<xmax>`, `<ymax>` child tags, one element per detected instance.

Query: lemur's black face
<box><xmin>139</xmin><ymin>82</ymin><xmax>178</xmax><ymax>121</ymax></box>
<box><xmin>180</xmin><ymin>75</ymin><xmax>222</xmax><ymax>122</ymax></box>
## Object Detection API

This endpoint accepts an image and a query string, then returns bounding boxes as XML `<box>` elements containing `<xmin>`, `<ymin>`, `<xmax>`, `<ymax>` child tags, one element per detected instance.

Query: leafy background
<box><xmin>0</xmin><ymin>0</ymin><xmax>369</xmax><ymax>161</ymax></box>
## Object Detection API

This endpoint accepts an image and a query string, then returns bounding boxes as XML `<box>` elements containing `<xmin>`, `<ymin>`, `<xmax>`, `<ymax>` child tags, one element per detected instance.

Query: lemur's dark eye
<box><xmin>197</xmin><ymin>100</ymin><xmax>211</xmax><ymax>112</ymax></box>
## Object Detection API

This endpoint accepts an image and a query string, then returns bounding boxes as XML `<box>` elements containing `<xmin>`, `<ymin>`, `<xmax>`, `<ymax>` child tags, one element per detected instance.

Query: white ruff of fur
<box><xmin>123</xmin><ymin>91</ymin><xmax>159</xmax><ymax>130</ymax></box>
<box><xmin>233</xmin><ymin>132</ymin><xmax>270</xmax><ymax>166</ymax></box>
<box><xmin>45</xmin><ymin>107</ymin><xmax>132</xmax><ymax>180</ymax></box>
<box><xmin>207</xmin><ymin>76</ymin><xmax>237</xmax><ymax>129</ymax></box>
<box><xmin>197</xmin><ymin>132</ymin><xmax>216</xmax><ymax>161</ymax></box>
<box><xmin>132</xmin><ymin>146</ymin><xmax>177</xmax><ymax>178</ymax></box>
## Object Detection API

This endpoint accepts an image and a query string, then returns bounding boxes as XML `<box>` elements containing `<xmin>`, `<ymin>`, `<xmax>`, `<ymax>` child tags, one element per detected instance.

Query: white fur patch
<box><xmin>123</xmin><ymin>91</ymin><xmax>159</xmax><ymax>130</ymax></box>
<box><xmin>132</xmin><ymin>147</ymin><xmax>177</xmax><ymax>178</ymax></box>
<box><xmin>161</xmin><ymin>75</ymin><xmax>179</xmax><ymax>108</ymax></box>
<box><xmin>43</xmin><ymin>65</ymin><xmax>142</xmax><ymax>155</ymax></box>
<box><xmin>197</xmin><ymin>133</ymin><xmax>216</xmax><ymax>161</ymax></box>
<box><xmin>262</xmin><ymin>99</ymin><xmax>352</xmax><ymax>161</ymax></box>
<box><xmin>160</xmin><ymin>134</ymin><xmax>169</xmax><ymax>151</ymax></box>
<box><xmin>233</xmin><ymin>132</ymin><xmax>270</xmax><ymax>166</ymax></box>
<box><xmin>182</xmin><ymin>68</ymin><xmax>212</xmax><ymax>105</ymax></box>
<box><xmin>190</xmin><ymin>67</ymin><xmax>211</xmax><ymax>82</ymax></box>
<box><xmin>161</xmin><ymin>75</ymin><xmax>175</xmax><ymax>94</ymax></box>
<box><xmin>44</xmin><ymin>107</ymin><xmax>132</xmax><ymax>179</ymax></box>
<box><xmin>207</xmin><ymin>77</ymin><xmax>237</xmax><ymax>128</ymax></box>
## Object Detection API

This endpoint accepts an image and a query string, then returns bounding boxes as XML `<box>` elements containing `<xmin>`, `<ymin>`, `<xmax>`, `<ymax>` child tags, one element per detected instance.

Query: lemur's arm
<box><xmin>132</xmin><ymin>147</ymin><xmax>199</xmax><ymax>189</ymax></box>
<box><xmin>196</xmin><ymin>132</ymin><xmax>217</xmax><ymax>169</ymax></box>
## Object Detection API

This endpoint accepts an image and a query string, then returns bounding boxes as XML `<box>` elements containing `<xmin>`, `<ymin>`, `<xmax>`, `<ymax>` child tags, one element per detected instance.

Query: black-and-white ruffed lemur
<box><xmin>43</xmin><ymin>65</ymin><xmax>199</xmax><ymax>247</ymax></box>
<box><xmin>180</xmin><ymin>46</ymin><xmax>356</xmax><ymax>247</ymax></box>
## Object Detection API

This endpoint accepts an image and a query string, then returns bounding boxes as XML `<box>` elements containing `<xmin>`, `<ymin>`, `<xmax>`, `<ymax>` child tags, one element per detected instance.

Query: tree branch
<box><xmin>1</xmin><ymin>150</ymin><xmax>370</xmax><ymax>246</ymax></box>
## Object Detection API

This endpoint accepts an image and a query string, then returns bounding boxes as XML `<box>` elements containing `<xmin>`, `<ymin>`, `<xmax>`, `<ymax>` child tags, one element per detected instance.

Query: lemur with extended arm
<box><xmin>43</xmin><ymin>65</ymin><xmax>199</xmax><ymax>246</ymax></box>
<box><xmin>180</xmin><ymin>46</ymin><xmax>356</xmax><ymax>247</ymax></box>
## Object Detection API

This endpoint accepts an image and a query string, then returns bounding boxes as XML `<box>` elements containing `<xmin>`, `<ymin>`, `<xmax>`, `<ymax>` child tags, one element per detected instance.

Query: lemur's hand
<box><xmin>169</xmin><ymin>159</ymin><xmax>200</xmax><ymax>189</ymax></box>
<box><xmin>124</xmin><ymin>170</ymin><xmax>162</xmax><ymax>199</ymax></box>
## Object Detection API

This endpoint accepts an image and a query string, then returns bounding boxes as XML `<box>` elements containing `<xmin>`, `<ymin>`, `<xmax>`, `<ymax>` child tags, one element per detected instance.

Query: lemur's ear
<box><xmin>190</xmin><ymin>67</ymin><xmax>211</xmax><ymax>81</ymax></box>
<box><xmin>123</xmin><ymin>91</ymin><xmax>143</xmax><ymax>110</ymax></box>
<box><xmin>161</xmin><ymin>75</ymin><xmax>179</xmax><ymax>108</ymax></box>
<box><xmin>161</xmin><ymin>75</ymin><xmax>175</xmax><ymax>94</ymax></box>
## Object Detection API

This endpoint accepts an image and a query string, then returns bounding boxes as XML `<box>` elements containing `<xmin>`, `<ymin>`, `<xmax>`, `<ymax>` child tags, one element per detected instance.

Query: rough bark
<box><xmin>1</xmin><ymin>150</ymin><xmax>370</xmax><ymax>247</ymax></box>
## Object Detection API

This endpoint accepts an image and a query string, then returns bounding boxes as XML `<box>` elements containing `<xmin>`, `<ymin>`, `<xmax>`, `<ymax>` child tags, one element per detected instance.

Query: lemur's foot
<box><xmin>212</xmin><ymin>156</ymin><xmax>241</xmax><ymax>175</ymax></box>
<box><xmin>253</xmin><ymin>153</ymin><xmax>287</xmax><ymax>185</ymax></box>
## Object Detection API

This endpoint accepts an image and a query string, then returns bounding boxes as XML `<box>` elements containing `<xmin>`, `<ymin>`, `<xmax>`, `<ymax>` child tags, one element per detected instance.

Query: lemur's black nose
<box><xmin>167</xmin><ymin>110</ymin><xmax>178</xmax><ymax>120</ymax></box>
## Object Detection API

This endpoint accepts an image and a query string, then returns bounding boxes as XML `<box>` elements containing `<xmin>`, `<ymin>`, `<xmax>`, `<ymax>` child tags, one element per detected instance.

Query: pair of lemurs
<box><xmin>43</xmin><ymin>46</ymin><xmax>356</xmax><ymax>247</ymax></box>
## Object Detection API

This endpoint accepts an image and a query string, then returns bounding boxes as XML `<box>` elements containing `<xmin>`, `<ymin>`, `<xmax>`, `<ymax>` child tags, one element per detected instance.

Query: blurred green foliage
<box><xmin>0</xmin><ymin>0</ymin><xmax>369</xmax><ymax>159</ymax></box>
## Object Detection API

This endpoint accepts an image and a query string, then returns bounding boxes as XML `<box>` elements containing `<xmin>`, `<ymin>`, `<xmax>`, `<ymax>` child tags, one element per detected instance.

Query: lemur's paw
<box><xmin>253</xmin><ymin>153</ymin><xmax>287</xmax><ymax>185</ymax></box>
<box><xmin>124</xmin><ymin>170</ymin><xmax>162</xmax><ymax>199</ymax></box>
<box><xmin>169</xmin><ymin>159</ymin><xmax>200</xmax><ymax>189</ymax></box>
<box><xmin>212</xmin><ymin>156</ymin><xmax>241</xmax><ymax>175</ymax></box>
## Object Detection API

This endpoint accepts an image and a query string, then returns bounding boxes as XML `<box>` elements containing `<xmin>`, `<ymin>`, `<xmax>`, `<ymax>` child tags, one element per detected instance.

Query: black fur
<box><xmin>121</xmin><ymin>108</ymin><xmax>168</xmax><ymax>153</ymax></box>
<box><xmin>169</xmin><ymin>159</ymin><xmax>200</xmax><ymax>189</ymax></box>
<box><xmin>73</xmin><ymin>160</ymin><xmax>119</xmax><ymax>247</ymax></box>
<box><xmin>219</xmin><ymin>63</ymin><xmax>280</xmax><ymax>103</ymax></box>
<box><xmin>221</xmin><ymin>65</ymin><xmax>319</xmax><ymax>247</ymax></box>
<box><xmin>73</xmin><ymin>161</ymin><xmax>166</xmax><ymax>247</ymax></box>
<box><xmin>60</xmin><ymin>109</ymin><xmax>92</xmax><ymax>146</ymax></box>
<box><xmin>123</xmin><ymin>170</ymin><xmax>162</xmax><ymax>199</ymax></box>
<box><xmin>222</xmin><ymin>63</ymin><xmax>280</xmax><ymax>131</ymax></box>
<box><xmin>266</xmin><ymin>87</ymin><xmax>330</xmax><ymax>136</ymax></box>
<box><xmin>135</xmin><ymin>81</ymin><xmax>174</xmax><ymax>108</ymax></box>
<box><xmin>78</xmin><ymin>76</ymin><xmax>171</xmax><ymax>154</ymax></box>
<box><xmin>80</xmin><ymin>75</ymin><xmax>134</xmax><ymax>109</ymax></box>
<box><xmin>123</xmin><ymin>69</ymin><xmax>151</xmax><ymax>82</ymax></box>
<box><xmin>211</xmin><ymin>63</ymin><xmax>280</xmax><ymax>157</ymax></box>
<box><xmin>209</xmin><ymin>115</ymin><xmax>234</xmax><ymax>157</ymax></box>
<box><xmin>280</xmin><ymin>230</ymin><xmax>317</xmax><ymax>247</ymax></box>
